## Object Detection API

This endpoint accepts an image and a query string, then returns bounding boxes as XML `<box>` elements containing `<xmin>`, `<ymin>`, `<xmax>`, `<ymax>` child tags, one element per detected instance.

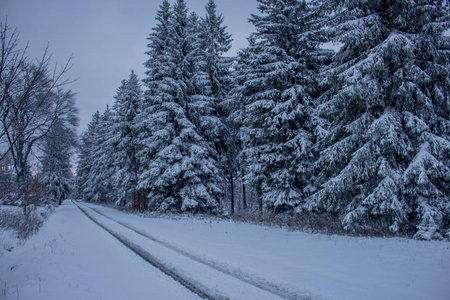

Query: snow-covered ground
<box><xmin>0</xmin><ymin>204</ymin><xmax>54</xmax><ymax>255</ymax></box>
<box><xmin>1</xmin><ymin>200</ymin><xmax>449</xmax><ymax>300</ymax></box>
<box><xmin>0</xmin><ymin>201</ymin><xmax>199</xmax><ymax>300</ymax></box>
<box><xmin>0</xmin><ymin>205</ymin><xmax>23</xmax><ymax>258</ymax></box>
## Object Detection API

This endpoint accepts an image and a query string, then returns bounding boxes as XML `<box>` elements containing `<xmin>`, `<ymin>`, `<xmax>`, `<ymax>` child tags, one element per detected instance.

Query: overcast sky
<box><xmin>1</xmin><ymin>0</ymin><xmax>258</xmax><ymax>132</ymax></box>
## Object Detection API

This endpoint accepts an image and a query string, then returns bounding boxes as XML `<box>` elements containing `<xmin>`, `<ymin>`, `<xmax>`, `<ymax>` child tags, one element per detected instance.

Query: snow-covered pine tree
<box><xmin>197</xmin><ymin>0</ymin><xmax>234</xmax><ymax>211</ymax></box>
<box><xmin>237</xmin><ymin>0</ymin><xmax>324</xmax><ymax>211</ymax></box>
<box><xmin>97</xmin><ymin>106</ymin><xmax>118</xmax><ymax>202</ymax></box>
<box><xmin>78</xmin><ymin>107</ymin><xmax>116</xmax><ymax>203</ymax></box>
<box><xmin>227</xmin><ymin>36</ymin><xmax>262</xmax><ymax>212</ymax></box>
<box><xmin>40</xmin><ymin>116</ymin><xmax>78</xmax><ymax>205</ymax></box>
<box><xmin>77</xmin><ymin>111</ymin><xmax>100</xmax><ymax>201</ymax></box>
<box><xmin>199</xmin><ymin>0</ymin><xmax>233</xmax><ymax>101</ymax></box>
<box><xmin>142</xmin><ymin>0</ymin><xmax>172</xmax><ymax>93</ymax></box>
<box><xmin>306</xmin><ymin>0</ymin><xmax>450</xmax><ymax>239</ymax></box>
<box><xmin>136</xmin><ymin>0</ymin><xmax>172</xmax><ymax>197</ymax></box>
<box><xmin>139</xmin><ymin>0</ymin><xmax>221</xmax><ymax>213</ymax></box>
<box><xmin>109</xmin><ymin>70</ymin><xmax>143</xmax><ymax>207</ymax></box>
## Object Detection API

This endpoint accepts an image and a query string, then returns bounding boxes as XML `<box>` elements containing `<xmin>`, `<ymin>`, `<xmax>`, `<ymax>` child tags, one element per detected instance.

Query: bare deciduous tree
<box><xmin>0</xmin><ymin>20</ymin><xmax>77</xmax><ymax>213</ymax></box>
<box><xmin>0</xmin><ymin>19</ymin><xmax>74</xmax><ymax>162</ymax></box>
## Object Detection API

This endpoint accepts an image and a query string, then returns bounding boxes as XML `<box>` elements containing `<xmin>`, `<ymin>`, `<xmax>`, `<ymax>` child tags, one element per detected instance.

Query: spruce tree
<box><xmin>41</xmin><ymin>118</ymin><xmax>78</xmax><ymax>205</ymax></box>
<box><xmin>78</xmin><ymin>107</ymin><xmax>116</xmax><ymax>203</ymax></box>
<box><xmin>77</xmin><ymin>111</ymin><xmax>101</xmax><ymax>201</ymax></box>
<box><xmin>136</xmin><ymin>0</ymin><xmax>172</xmax><ymax>198</ymax></box>
<box><xmin>139</xmin><ymin>0</ymin><xmax>221</xmax><ymax>213</ymax></box>
<box><xmin>237</xmin><ymin>0</ymin><xmax>324</xmax><ymax>211</ymax></box>
<box><xmin>306</xmin><ymin>0</ymin><xmax>450</xmax><ymax>239</ymax></box>
<box><xmin>199</xmin><ymin>0</ymin><xmax>233</xmax><ymax>100</ymax></box>
<box><xmin>197</xmin><ymin>0</ymin><xmax>234</xmax><ymax>211</ymax></box>
<box><xmin>110</xmin><ymin>70</ymin><xmax>142</xmax><ymax>207</ymax></box>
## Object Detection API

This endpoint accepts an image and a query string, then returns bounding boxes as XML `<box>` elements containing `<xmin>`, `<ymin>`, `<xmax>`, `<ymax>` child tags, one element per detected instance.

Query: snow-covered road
<box><xmin>74</xmin><ymin>201</ymin><xmax>288</xmax><ymax>300</ymax></box>
<box><xmin>1</xmin><ymin>200</ymin><xmax>449</xmax><ymax>300</ymax></box>
<box><xmin>0</xmin><ymin>200</ymin><xmax>200</xmax><ymax>300</ymax></box>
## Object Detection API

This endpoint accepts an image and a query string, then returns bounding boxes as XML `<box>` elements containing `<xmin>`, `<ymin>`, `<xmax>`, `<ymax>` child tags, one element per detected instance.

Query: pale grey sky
<box><xmin>1</xmin><ymin>0</ymin><xmax>258</xmax><ymax>132</ymax></box>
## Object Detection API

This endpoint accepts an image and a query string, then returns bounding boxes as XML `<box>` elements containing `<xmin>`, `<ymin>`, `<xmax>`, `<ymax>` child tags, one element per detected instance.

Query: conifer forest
<box><xmin>75</xmin><ymin>0</ymin><xmax>450</xmax><ymax>240</ymax></box>
<box><xmin>3</xmin><ymin>0</ymin><xmax>450</xmax><ymax>241</ymax></box>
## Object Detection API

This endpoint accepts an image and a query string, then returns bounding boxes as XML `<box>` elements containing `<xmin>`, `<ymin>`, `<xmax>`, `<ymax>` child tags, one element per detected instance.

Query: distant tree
<box><xmin>76</xmin><ymin>111</ymin><xmax>100</xmax><ymax>201</ymax></box>
<box><xmin>306</xmin><ymin>0</ymin><xmax>450</xmax><ymax>239</ymax></box>
<box><xmin>109</xmin><ymin>70</ymin><xmax>143</xmax><ymax>207</ymax></box>
<box><xmin>0</xmin><ymin>20</ymin><xmax>76</xmax><ymax>213</ymax></box>
<box><xmin>0</xmin><ymin>20</ymin><xmax>73</xmax><ymax>162</ymax></box>
<box><xmin>40</xmin><ymin>114</ymin><xmax>78</xmax><ymax>205</ymax></box>
<box><xmin>78</xmin><ymin>107</ymin><xmax>115</xmax><ymax>203</ymax></box>
<box><xmin>5</xmin><ymin>84</ymin><xmax>77</xmax><ymax>212</ymax></box>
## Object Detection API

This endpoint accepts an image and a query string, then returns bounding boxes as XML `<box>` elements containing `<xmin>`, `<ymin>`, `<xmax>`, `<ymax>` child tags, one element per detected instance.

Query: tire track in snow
<box><xmin>73</xmin><ymin>200</ymin><xmax>223</xmax><ymax>300</ymax></box>
<box><xmin>80</xmin><ymin>201</ymin><xmax>313</xmax><ymax>300</ymax></box>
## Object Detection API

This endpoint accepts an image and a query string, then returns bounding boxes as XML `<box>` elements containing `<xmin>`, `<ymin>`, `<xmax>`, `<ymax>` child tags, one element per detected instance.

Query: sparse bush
<box><xmin>230</xmin><ymin>209</ymin><xmax>415</xmax><ymax>238</ymax></box>
<box><xmin>231</xmin><ymin>210</ymin><xmax>342</xmax><ymax>234</ymax></box>
<box><xmin>0</xmin><ymin>205</ymin><xmax>54</xmax><ymax>240</ymax></box>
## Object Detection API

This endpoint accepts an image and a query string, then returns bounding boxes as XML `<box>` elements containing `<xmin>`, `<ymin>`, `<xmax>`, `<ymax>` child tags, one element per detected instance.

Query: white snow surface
<box><xmin>1</xmin><ymin>200</ymin><xmax>450</xmax><ymax>300</ymax></box>
<box><xmin>0</xmin><ymin>201</ymin><xmax>200</xmax><ymax>300</ymax></box>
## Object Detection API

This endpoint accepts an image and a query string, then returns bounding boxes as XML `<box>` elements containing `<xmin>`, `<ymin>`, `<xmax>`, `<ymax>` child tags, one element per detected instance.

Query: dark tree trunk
<box><xmin>230</xmin><ymin>172</ymin><xmax>234</xmax><ymax>215</ymax></box>
<box><xmin>16</xmin><ymin>170</ymin><xmax>29</xmax><ymax>215</ymax></box>
<box><xmin>258</xmin><ymin>185</ymin><xmax>263</xmax><ymax>212</ymax></box>
<box><xmin>242</xmin><ymin>168</ymin><xmax>246</xmax><ymax>211</ymax></box>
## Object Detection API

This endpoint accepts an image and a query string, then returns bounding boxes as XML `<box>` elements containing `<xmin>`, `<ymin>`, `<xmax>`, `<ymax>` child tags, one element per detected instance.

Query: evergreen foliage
<box><xmin>198</xmin><ymin>0</ymin><xmax>235</xmax><ymax>210</ymax></box>
<box><xmin>109</xmin><ymin>71</ymin><xmax>143</xmax><ymax>207</ymax></box>
<box><xmin>304</xmin><ymin>0</ymin><xmax>450</xmax><ymax>239</ymax></box>
<box><xmin>237</xmin><ymin>0</ymin><xmax>326</xmax><ymax>211</ymax></box>
<box><xmin>138</xmin><ymin>0</ymin><xmax>226</xmax><ymax>213</ymax></box>
<box><xmin>77</xmin><ymin>108</ymin><xmax>116</xmax><ymax>203</ymax></box>
<box><xmin>76</xmin><ymin>0</ymin><xmax>450</xmax><ymax>239</ymax></box>
<box><xmin>40</xmin><ymin>99</ymin><xmax>78</xmax><ymax>205</ymax></box>
<box><xmin>77</xmin><ymin>112</ymin><xmax>100</xmax><ymax>202</ymax></box>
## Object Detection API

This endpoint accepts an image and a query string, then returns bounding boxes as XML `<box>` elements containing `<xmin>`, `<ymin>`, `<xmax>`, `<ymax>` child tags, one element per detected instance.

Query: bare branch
<box><xmin>0</xmin><ymin>21</ymin><xmax>76</xmax><ymax>162</ymax></box>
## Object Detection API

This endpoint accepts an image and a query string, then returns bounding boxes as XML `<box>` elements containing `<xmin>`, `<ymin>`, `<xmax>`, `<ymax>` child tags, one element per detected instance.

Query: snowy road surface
<box><xmin>1</xmin><ymin>200</ymin><xmax>450</xmax><ymax>300</ymax></box>
<box><xmin>0</xmin><ymin>201</ymin><xmax>200</xmax><ymax>300</ymax></box>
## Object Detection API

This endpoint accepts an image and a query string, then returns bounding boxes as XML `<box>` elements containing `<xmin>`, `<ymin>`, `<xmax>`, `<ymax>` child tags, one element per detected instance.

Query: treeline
<box><xmin>77</xmin><ymin>0</ymin><xmax>450</xmax><ymax>240</ymax></box>
<box><xmin>0</xmin><ymin>20</ymin><xmax>79</xmax><ymax>211</ymax></box>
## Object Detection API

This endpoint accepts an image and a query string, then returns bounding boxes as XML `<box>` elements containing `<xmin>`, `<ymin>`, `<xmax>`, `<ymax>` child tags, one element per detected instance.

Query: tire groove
<box><xmin>83</xmin><ymin>202</ymin><xmax>311</xmax><ymax>300</ymax></box>
<box><xmin>73</xmin><ymin>200</ymin><xmax>223</xmax><ymax>300</ymax></box>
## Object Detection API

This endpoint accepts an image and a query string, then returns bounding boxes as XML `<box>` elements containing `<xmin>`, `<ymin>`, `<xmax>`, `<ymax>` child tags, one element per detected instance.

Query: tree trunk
<box><xmin>258</xmin><ymin>185</ymin><xmax>263</xmax><ymax>212</ymax></box>
<box><xmin>16</xmin><ymin>170</ymin><xmax>29</xmax><ymax>215</ymax></box>
<box><xmin>242</xmin><ymin>168</ymin><xmax>246</xmax><ymax>211</ymax></box>
<box><xmin>230</xmin><ymin>172</ymin><xmax>234</xmax><ymax>215</ymax></box>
